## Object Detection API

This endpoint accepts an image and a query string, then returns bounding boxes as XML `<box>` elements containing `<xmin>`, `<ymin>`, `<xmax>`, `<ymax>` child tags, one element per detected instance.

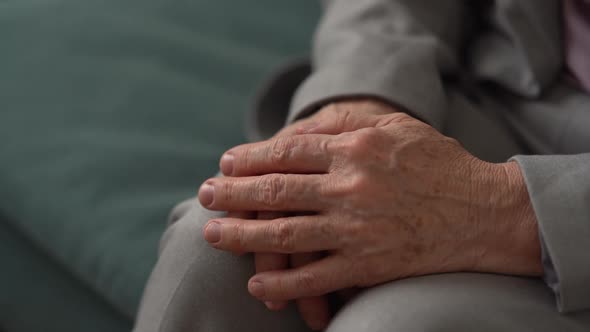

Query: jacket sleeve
<box><xmin>512</xmin><ymin>154</ymin><xmax>590</xmax><ymax>313</ymax></box>
<box><xmin>287</xmin><ymin>0</ymin><xmax>470</xmax><ymax>131</ymax></box>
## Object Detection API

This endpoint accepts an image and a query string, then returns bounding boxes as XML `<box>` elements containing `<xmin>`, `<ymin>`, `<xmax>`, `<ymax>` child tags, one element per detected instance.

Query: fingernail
<box><xmin>204</xmin><ymin>222</ymin><xmax>221</xmax><ymax>243</ymax></box>
<box><xmin>220</xmin><ymin>153</ymin><xmax>234</xmax><ymax>176</ymax></box>
<box><xmin>198</xmin><ymin>183</ymin><xmax>214</xmax><ymax>207</ymax></box>
<box><xmin>249</xmin><ymin>280</ymin><xmax>265</xmax><ymax>298</ymax></box>
<box><xmin>264</xmin><ymin>301</ymin><xmax>278</xmax><ymax>310</ymax></box>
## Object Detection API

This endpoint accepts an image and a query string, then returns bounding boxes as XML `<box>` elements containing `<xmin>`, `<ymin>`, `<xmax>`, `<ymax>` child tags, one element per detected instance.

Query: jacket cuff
<box><xmin>512</xmin><ymin>154</ymin><xmax>590</xmax><ymax>313</ymax></box>
<box><xmin>288</xmin><ymin>58</ymin><xmax>448</xmax><ymax>131</ymax></box>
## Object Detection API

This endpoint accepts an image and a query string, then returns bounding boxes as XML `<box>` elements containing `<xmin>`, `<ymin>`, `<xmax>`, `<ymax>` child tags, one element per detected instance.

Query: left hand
<box><xmin>252</xmin><ymin>212</ymin><xmax>331</xmax><ymax>331</ymax></box>
<box><xmin>199</xmin><ymin>112</ymin><xmax>542</xmax><ymax>302</ymax></box>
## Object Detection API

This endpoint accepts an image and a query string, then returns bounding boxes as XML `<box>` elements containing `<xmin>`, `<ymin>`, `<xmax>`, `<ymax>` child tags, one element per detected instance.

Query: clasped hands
<box><xmin>198</xmin><ymin>100</ymin><xmax>542</xmax><ymax>330</ymax></box>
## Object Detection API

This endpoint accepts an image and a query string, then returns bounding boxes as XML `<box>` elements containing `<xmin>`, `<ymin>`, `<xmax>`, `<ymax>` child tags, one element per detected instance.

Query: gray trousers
<box><xmin>133</xmin><ymin>89</ymin><xmax>590</xmax><ymax>332</ymax></box>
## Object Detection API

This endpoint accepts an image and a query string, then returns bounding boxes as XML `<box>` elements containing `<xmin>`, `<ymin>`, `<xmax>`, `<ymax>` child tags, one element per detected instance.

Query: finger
<box><xmin>255</xmin><ymin>213</ymin><xmax>290</xmax><ymax>281</ymax></box>
<box><xmin>219</xmin><ymin>135</ymin><xmax>335</xmax><ymax>177</ymax></box>
<box><xmin>256</xmin><ymin>212</ymin><xmax>290</xmax><ymax>311</ymax></box>
<box><xmin>278</xmin><ymin>100</ymin><xmax>394</xmax><ymax>137</ymax></box>
<box><xmin>295</xmin><ymin>103</ymin><xmax>384</xmax><ymax>135</ymax></box>
<box><xmin>273</xmin><ymin>118</ymin><xmax>320</xmax><ymax>139</ymax></box>
<box><xmin>255</xmin><ymin>253</ymin><xmax>289</xmax><ymax>311</ymax></box>
<box><xmin>248</xmin><ymin>255</ymin><xmax>354</xmax><ymax>301</ymax></box>
<box><xmin>291</xmin><ymin>253</ymin><xmax>331</xmax><ymax>331</ymax></box>
<box><xmin>204</xmin><ymin>215</ymin><xmax>339</xmax><ymax>254</ymax></box>
<box><xmin>220</xmin><ymin>212</ymin><xmax>255</xmax><ymax>255</ymax></box>
<box><xmin>198</xmin><ymin>174</ymin><xmax>331</xmax><ymax>212</ymax></box>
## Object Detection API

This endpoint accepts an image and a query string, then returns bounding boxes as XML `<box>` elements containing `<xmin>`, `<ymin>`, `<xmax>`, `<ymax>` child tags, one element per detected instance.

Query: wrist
<box><xmin>500</xmin><ymin>161</ymin><xmax>543</xmax><ymax>275</ymax></box>
<box><xmin>469</xmin><ymin>161</ymin><xmax>543</xmax><ymax>276</ymax></box>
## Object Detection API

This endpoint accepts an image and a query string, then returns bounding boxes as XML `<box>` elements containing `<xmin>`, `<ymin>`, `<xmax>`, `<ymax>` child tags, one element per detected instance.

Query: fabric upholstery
<box><xmin>0</xmin><ymin>0</ymin><xmax>318</xmax><ymax>326</ymax></box>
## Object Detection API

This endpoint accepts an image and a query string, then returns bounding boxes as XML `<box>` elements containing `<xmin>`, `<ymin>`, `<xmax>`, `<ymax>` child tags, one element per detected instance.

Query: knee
<box><xmin>327</xmin><ymin>275</ymin><xmax>466</xmax><ymax>332</ymax></box>
<box><xmin>159</xmin><ymin>199</ymin><xmax>218</xmax><ymax>253</ymax></box>
<box><xmin>145</xmin><ymin>203</ymin><xmax>260</xmax><ymax>331</ymax></box>
<box><xmin>328</xmin><ymin>273</ymin><xmax>549</xmax><ymax>332</ymax></box>
<box><xmin>167</xmin><ymin>198</ymin><xmax>198</xmax><ymax>225</ymax></box>
<box><xmin>150</xmin><ymin>200</ymin><xmax>246</xmax><ymax>312</ymax></box>
<box><xmin>144</xmin><ymin>201</ymin><xmax>306</xmax><ymax>332</ymax></box>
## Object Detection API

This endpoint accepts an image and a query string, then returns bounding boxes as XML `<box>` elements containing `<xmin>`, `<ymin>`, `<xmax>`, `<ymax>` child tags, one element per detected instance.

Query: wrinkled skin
<box><xmin>247</xmin><ymin>101</ymin><xmax>392</xmax><ymax>330</ymax></box>
<box><xmin>200</xmin><ymin>100</ymin><xmax>542</xmax><ymax>330</ymax></box>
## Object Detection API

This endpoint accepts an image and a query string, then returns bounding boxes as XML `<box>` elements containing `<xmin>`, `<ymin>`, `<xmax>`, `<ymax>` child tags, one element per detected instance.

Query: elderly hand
<box><xmin>200</xmin><ymin>109</ymin><xmax>542</xmax><ymax>304</ymax></box>
<box><xmin>251</xmin><ymin>100</ymin><xmax>395</xmax><ymax>331</ymax></box>
<box><xmin>251</xmin><ymin>211</ymin><xmax>331</xmax><ymax>331</ymax></box>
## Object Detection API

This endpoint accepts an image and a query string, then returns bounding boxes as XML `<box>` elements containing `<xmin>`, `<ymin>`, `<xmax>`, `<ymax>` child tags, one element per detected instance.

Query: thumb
<box><xmin>295</xmin><ymin>101</ymin><xmax>396</xmax><ymax>135</ymax></box>
<box><xmin>295</xmin><ymin>109</ymin><xmax>378</xmax><ymax>135</ymax></box>
<box><xmin>275</xmin><ymin>100</ymin><xmax>397</xmax><ymax>138</ymax></box>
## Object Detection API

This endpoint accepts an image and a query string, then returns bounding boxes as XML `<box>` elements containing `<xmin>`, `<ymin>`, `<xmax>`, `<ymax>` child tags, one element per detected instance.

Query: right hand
<box><xmin>230</xmin><ymin>99</ymin><xmax>398</xmax><ymax>330</ymax></box>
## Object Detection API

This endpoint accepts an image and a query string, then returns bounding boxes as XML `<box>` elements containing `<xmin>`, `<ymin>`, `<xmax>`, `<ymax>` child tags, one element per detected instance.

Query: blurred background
<box><xmin>0</xmin><ymin>1</ymin><xmax>319</xmax><ymax>330</ymax></box>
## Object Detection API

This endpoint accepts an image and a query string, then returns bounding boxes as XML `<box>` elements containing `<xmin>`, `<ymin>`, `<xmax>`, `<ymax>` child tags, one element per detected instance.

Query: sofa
<box><xmin>0</xmin><ymin>1</ymin><xmax>318</xmax><ymax>330</ymax></box>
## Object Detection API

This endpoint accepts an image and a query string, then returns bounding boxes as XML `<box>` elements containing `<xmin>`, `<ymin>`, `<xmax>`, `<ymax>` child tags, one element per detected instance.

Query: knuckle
<box><xmin>348</xmin><ymin>172</ymin><xmax>372</xmax><ymax>193</ymax></box>
<box><xmin>322</xmin><ymin>103</ymin><xmax>342</xmax><ymax>118</ymax></box>
<box><xmin>273</xmin><ymin>220</ymin><xmax>295</xmax><ymax>252</ymax></box>
<box><xmin>322</xmin><ymin>103</ymin><xmax>355</xmax><ymax>129</ymax></box>
<box><xmin>375</xmin><ymin>112</ymin><xmax>413</xmax><ymax>127</ymax></box>
<box><xmin>240</xmin><ymin>147</ymin><xmax>252</xmax><ymax>171</ymax></box>
<box><xmin>257</xmin><ymin>174</ymin><xmax>288</xmax><ymax>208</ymax></box>
<box><xmin>336</xmin><ymin>173</ymin><xmax>373</xmax><ymax>206</ymax></box>
<box><xmin>270</xmin><ymin>136</ymin><xmax>295</xmax><ymax>165</ymax></box>
<box><xmin>339</xmin><ymin>129</ymin><xmax>381</xmax><ymax>159</ymax></box>
<box><xmin>231</xmin><ymin>222</ymin><xmax>246</xmax><ymax>249</ymax></box>
<box><xmin>319</xmin><ymin>137</ymin><xmax>334</xmax><ymax>157</ymax></box>
<box><xmin>220</xmin><ymin>180</ymin><xmax>235</xmax><ymax>204</ymax></box>
<box><xmin>356</xmin><ymin>128</ymin><xmax>382</xmax><ymax>144</ymax></box>
<box><xmin>336</xmin><ymin>107</ymin><xmax>354</xmax><ymax>128</ymax></box>
<box><xmin>295</xmin><ymin>270</ymin><xmax>318</xmax><ymax>293</ymax></box>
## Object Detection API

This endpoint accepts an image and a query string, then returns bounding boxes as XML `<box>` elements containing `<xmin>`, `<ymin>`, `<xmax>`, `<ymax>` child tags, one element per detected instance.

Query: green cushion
<box><xmin>0</xmin><ymin>0</ymin><xmax>318</xmax><ymax>323</ymax></box>
<box><xmin>0</xmin><ymin>220</ymin><xmax>131</xmax><ymax>332</ymax></box>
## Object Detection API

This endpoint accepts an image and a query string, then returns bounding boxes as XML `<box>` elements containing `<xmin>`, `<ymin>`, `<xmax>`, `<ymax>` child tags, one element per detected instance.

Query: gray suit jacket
<box><xmin>250</xmin><ymin>0</ymin><xmax>590</xmax><ymax>313</ymax></box>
